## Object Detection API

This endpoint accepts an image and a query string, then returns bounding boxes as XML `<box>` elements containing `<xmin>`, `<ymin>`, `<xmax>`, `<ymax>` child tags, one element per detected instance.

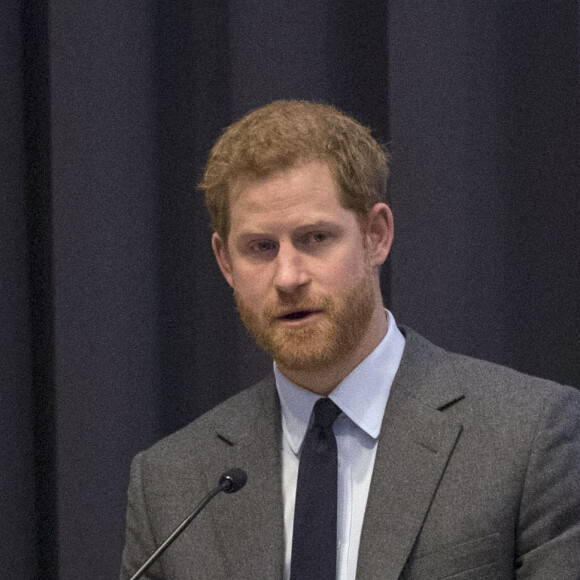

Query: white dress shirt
<box><xmin>275</xmin><ymin>310</ymin><xmax>406</xmax><ymax>580</ymax></box>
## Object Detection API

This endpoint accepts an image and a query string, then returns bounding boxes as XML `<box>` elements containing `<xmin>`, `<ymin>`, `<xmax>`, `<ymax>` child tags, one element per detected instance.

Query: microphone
<box><xmin>219</xmin><ymin>467</ymin><xmax>247</xmax><ymax>493</ymax></box>
<box><xmin>130</xmin><ymin>468</ymin><xmax>248</xmax><ymax>580</ymax></box>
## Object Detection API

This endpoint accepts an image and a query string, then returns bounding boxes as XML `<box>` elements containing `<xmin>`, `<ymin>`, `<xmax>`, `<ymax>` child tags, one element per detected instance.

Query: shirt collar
<box><xmin>275</xmin><ymin>310</ymin><xmax>406</xmax><ymax>455</ymax></box>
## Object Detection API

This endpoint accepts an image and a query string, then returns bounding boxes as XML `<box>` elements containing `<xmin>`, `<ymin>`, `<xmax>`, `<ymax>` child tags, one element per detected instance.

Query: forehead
<box><xmin>228</xmin><ymin>161</ymin><xmax>351</xmax><ymax>233</ymax></box>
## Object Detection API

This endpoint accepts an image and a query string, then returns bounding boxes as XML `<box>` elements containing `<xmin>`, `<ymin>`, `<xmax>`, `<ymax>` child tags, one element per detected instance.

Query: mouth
<box><xmin>277</xmin><ymin>309</ymin><xmax>323</xmax><ymax>321</ymax></box>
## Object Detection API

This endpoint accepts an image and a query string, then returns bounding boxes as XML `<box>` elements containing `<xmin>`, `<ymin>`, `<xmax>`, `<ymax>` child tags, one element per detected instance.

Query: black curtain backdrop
<box><xmin>2</xmin><ymin>1</ymin><xmax>578</xmax><ymax>578</ymax></box>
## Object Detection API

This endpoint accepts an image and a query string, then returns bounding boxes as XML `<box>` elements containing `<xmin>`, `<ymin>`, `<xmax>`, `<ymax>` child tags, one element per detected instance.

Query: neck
<box><xmin>276</xmin><ymin>306</ymin><xmax>389</xmax><ymax>396</ymax></box>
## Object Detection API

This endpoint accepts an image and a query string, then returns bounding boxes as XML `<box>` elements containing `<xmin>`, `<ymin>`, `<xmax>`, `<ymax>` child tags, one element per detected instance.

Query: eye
<box><xmin>249</xmin><ymin>240</ymin><xmax>277</xmax><ymax>253</ymax></box>
<box><xmin>302</xmin><ymin>231</ymin><xmax>330</xmax><ymax>245</ymax></box>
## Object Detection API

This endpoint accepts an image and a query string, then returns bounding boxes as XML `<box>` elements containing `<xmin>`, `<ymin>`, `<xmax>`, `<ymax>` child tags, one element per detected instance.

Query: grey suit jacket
<box><xmin>120</xmin><ymin>328</ymin><xmax>580</xmax><ymax>579</ymax></box>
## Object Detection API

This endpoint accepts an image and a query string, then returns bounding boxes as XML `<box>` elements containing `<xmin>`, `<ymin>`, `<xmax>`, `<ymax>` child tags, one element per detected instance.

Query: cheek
<box><xmin>231</xmin><ymin>265</ymin><xmax>271</xmax><ymax>303</ymax></box>
<box><xmin>323</xmin><ymin>250</ymin><xmax>368</xmax><ymax>287</ymax></box>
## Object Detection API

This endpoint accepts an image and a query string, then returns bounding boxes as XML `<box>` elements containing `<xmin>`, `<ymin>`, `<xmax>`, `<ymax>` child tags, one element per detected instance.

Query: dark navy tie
<box><xmin>290</xmin><ymin>398</ymin><xmax>341</xmax><ymax>580</ymax></box>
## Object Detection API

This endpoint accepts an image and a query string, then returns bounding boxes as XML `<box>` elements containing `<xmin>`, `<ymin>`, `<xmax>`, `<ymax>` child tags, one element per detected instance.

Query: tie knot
<box><xmin>312</xmin><ymin>398</ymin><xmax>341</xmax><ymax>430</ymax></box>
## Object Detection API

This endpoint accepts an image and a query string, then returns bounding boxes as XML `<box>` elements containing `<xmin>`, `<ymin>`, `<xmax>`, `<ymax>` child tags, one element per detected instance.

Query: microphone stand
<box><xmin>130</xmin><ymin>479</ymin><xmax>230</xmax><ymax>580</ymax></box>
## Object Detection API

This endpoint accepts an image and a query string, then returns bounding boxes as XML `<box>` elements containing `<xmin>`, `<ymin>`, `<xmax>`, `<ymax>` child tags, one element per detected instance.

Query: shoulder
<box><xmin>393</xmin><ymin>328</ymin><xmax>580</xmax><ymax>574</ymax></box>
<box><xmin>398</xmin><ymin>325</ymin><xmax>580</xmax><ymax>423</ymax></box>
<box><xmin>138</xmin><ymin>375</ymin><xmax>278</xmax><ymax>467</ymax></box>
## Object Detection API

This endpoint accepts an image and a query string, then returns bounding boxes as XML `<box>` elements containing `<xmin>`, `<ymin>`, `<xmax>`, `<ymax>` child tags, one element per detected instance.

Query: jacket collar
<box><xmin>357</xmin><ymin>327</ymin><xmax>464</xmax><ymax>579</ymax></box>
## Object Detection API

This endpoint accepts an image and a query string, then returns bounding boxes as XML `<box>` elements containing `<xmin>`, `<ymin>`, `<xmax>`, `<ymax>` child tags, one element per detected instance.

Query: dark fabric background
<box><xmin>2</xmin><ymin>1</ymin><xmax>578</xmax><ymax>578</ymax></box>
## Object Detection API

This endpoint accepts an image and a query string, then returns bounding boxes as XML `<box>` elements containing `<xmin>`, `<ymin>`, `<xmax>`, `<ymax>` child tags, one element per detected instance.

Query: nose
<box><xmin>273</xmin><ymin>243</ymin><xmax>310</xmax><ymax>294</ymax></box>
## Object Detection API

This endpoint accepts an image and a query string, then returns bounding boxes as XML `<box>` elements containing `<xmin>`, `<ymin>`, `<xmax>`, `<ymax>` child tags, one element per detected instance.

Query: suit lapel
<box><xmin>357</xmin><ymin>329</ymin><xmax>464</xmax><ymax>580</ymax></box>
<box><xmin>206</xmin><ymin>378</ymin><xmax>285</xmax><ymax>579</ymax></box>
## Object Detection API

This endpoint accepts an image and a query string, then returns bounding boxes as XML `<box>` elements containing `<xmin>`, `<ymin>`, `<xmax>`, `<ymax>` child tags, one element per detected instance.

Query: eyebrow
<box><xmin>236</xmin><ymin>220</ymin><xmax>342</xmax><ymax>238</ymax></box>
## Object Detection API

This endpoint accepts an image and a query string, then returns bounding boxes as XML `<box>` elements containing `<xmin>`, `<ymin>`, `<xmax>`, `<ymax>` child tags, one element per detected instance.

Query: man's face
<box><xmin>212</xmin><ymin>161</ymin><xmax>389</xmax><ymax>374</ymax></box>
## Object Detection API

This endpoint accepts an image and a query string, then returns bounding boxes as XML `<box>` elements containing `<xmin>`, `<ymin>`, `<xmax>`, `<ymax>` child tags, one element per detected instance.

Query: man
<box><xmin>120</xmin><ymin>101</ymin><xmax>580</xmax><ymax>579</ymax></box>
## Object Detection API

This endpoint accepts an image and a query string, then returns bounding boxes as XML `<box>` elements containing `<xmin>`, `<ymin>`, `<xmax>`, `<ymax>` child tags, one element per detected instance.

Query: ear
<box><xmin>364</xmin><ymin>203</ymin><xmax>394</xmax><ymax>267</ymax></box>
<box><xmin>212</xmin><ymin>232</ymin><xmax>234</xmax><ymax>288</ymax></box>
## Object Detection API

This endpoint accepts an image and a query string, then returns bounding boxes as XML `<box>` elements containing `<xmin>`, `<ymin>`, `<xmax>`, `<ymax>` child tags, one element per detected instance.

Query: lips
<box><xmin>277</xmin><ymin>309</ymin><xmax>323</xmax><ymax>321</ymax></box>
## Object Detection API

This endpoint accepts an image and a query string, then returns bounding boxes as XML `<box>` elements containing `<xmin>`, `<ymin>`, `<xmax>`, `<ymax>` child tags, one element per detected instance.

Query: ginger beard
<box><xmin>235</xmin><ymin>262</ymin><xmax>377</xmax><ymax>372</ymax></box>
